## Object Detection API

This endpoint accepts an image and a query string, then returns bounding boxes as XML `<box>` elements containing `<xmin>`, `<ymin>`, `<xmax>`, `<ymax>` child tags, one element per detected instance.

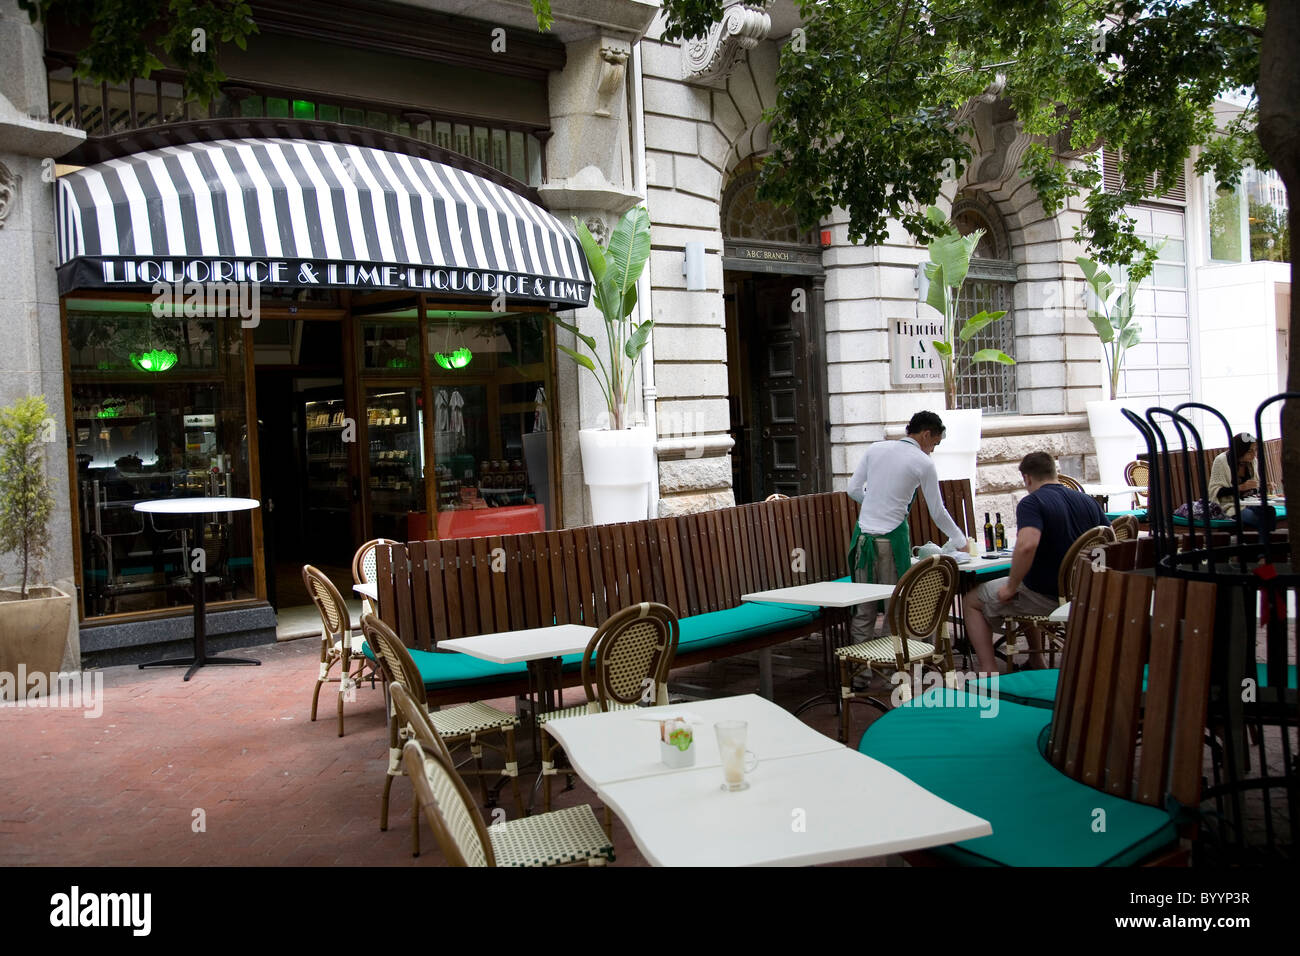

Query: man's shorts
<box><xmin>973</xmin><ymin>577</ymin><xmax>1059</xmax><ymax>629</ymax></box>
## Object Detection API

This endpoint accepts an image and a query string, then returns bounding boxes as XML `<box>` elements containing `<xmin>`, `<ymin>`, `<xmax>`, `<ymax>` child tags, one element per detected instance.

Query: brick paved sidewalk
<box><xmin>0</xmin><ymin>634</ymin><xmax>867</xmax><ymax>867</ymax></box>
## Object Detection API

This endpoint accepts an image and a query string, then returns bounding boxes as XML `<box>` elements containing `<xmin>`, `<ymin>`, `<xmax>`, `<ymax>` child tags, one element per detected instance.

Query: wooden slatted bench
<box><xmin>860</xmin><ymin>560</ymin><xmax>1216</xmax><ymax>866</ymax></box>
<box><xmin>370</xmin><ymin>491</ymin><xmax>861</xmax><ymax>707</ymax></box>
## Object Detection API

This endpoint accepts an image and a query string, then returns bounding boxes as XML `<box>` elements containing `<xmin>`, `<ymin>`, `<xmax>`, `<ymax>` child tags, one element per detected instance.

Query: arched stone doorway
<box><xmin>720</xmin><ymin>165</ymin><xmax>829</xmax><ymax>502</ymax></box>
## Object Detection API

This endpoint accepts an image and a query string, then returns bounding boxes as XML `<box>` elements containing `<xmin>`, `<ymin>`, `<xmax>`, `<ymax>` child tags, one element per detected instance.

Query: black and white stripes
<box><xmin>55</xmin><ymin>138</ymin><xmax>590</xmax><ymax>306</ymax></box>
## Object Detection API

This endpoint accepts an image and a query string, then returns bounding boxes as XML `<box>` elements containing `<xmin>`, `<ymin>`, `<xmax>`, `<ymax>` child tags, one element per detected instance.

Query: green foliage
<box><xmin>530</xmin><ymin>0</ymin><xmax>553</xmax><ymax>32</ymax></box>
<box><xmin>555</xmin><ymin>208</ymin><xmax>654</xmax><ymax>430</ymax></box>
<box><xmin>921</xmin><ymin>207</ymin><xmax>1012</xmax><ymax>410</ymax></box>
<box><xmin>654</xmin><ymin>0</ymin><xmax>1270</xmax><ymax>272</ymax></box>
<box><xmin>1077</xmin><ymin>244</ymin><xmax>1159</xmax><ymax>400</ymax></box>
<box><xmin>0</xmin><ymin>396</ymin><xmax>55</xmax><ymax>598</ymax></box>
<box><xmin>17</xmin><ymin>0</ymin><xmax>258</xmax><ymax>105</ymax></box>
<box><xmin>1249</xmin><ymin>200</ymin><xmax>1290</xmax><ymax>262</ymax></box>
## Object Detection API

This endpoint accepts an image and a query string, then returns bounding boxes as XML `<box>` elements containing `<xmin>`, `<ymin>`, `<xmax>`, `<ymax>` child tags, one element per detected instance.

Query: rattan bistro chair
<box><xmin>351</xmin><ymin>538</ymin><xmax>395</xmax><ymax>618</ymax></box>
<box><xmin>836</xmin><ymin>555</ymin><xmax>960</xmax><ymax>743</ymax></box>
<box><xmin>402</xmin><ymin>736</ymin><xmax>613</xmax><ymax>867</ymax></box>
<box><xmin>361</xmin><ymin>614</ymin><xmax>521</xmax><ymax>851</ymax></box>
<box><xmin>1057</xmin><ymin>473</ymin><xmax>1085</xmax><ymax>493</ymax></box>
<box><xmin>539</xmin><ymin>602</ymin><xmax>679</xmax><ymax>811</ymax></box>
<box><xmin>303</xmin><ymin>564</ymin><xmax>373</xmax><ymax>737</ymax></box>
<box><xmin>1111</xmin><ymin>513</ymin><xmax>1139</xmax><ymax>541</ymax></box>
<box><xmin>1124</xmin><ymin>459</ymin><xmax>1149</xmax><ymax>510</ymax></box>
<box><xmin>996</xmin><ymin>525</ymin><xmax>1116</xmax><ymax>669</ymax></box>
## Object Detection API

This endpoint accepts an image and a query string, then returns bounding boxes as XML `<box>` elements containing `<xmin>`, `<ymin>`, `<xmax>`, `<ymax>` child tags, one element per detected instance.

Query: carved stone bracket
<box><xmin>598</xmin><ymin>47</ymin><xmax>629</xmax><ymax>98</ymax></box>
<box><xmin>0</xmin><ymin>161</ymin><xmax>14</xmax><ymax>228</ymax></box>
<box><xmin>681</xmin><ymin>2</ymin><xmax>772</xmax><ymax>87</ymax></box>
<box><xmin>967</xmin><ymin>120</ymin><xmax>1035</xmax><ymax>192</ymax></box>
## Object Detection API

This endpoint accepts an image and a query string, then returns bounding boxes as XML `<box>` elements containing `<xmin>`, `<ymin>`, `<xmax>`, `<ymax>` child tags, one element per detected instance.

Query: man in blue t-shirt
<box><xmin>964</xmin><ymin>451</ymin><xmax>1109</xmax><ymax>672</ymax></box>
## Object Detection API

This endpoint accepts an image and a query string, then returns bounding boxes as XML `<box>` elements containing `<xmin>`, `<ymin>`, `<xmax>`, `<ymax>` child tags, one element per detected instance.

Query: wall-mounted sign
<box><xmin>184</xmin><ymin>414</ymin><xmax>216</xmax><ymax>427</ymax></box>
<box><xmin>889</xmin><ymin>317</ymin><xmax>945</xmax><ymax>386</ymax></box>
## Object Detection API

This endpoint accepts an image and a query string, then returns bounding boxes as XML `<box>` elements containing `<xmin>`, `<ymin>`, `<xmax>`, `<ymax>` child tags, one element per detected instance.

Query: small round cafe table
<box><xmin>133</xmin><ymin>497</ymin><xmax>261</xmax><ymax>681</ymax></box>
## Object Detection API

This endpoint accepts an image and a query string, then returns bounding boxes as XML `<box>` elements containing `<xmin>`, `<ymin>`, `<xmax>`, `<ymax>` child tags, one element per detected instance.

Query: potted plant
<box><xmin>552</xmin><ymin>206</ymin><xmax>656</xmax><ymax>524</ymax></box>
<box><xmin>0</xmin><ymin>395</ymin><xmax>74</xmax><ymax>695</ymax></box>
<box><xmin>919</xmin><ymin>206</ymin><xmax>1014</xmax><ymax>481</ymax></box>
<box><xmin>1077</xmin><ymin>246</ymin><xmax>1159</xmax><ymax>492</ymax></box>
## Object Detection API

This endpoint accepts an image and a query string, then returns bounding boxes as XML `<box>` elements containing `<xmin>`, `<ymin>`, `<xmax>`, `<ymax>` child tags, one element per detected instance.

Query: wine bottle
<box><xmin>983</xmin><ymin>512</ymin><xmax>995</xmax><ymax>552</ymax></box>
<box><xmin>994</xmin><ymin>513</ymin><xmax>1007</xmax><ymax>551</ymax></box>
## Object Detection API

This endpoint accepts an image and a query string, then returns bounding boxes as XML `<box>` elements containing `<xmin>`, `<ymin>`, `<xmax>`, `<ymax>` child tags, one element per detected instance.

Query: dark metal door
<box><xmin>751</xmin><ymin>276</ymin><xmax>817</xmax><ymax>498</ymax></box>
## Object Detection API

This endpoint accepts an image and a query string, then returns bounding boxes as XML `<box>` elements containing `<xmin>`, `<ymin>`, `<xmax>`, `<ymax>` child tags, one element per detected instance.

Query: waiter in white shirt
<box><xmin>846</xmin><ymin>410</ymin><xmax>968</xmax><ymax>642</ymax></box>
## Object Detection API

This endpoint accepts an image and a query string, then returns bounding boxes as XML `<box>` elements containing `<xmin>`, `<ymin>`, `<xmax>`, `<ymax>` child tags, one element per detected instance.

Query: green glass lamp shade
<box><xmin>129</xmin><ymin>348</ymin><xmax>178</xmax><ymax>373</ymax></box>
<box><xmin>434</xmin><ymin>346</ymin><xmax>473</xmax><ymax>370</ymax></box>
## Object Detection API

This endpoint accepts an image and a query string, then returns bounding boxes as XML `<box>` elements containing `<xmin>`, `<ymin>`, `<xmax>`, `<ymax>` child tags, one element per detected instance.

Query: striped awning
<box><xmin>54</xmin><ymin>138</ymin><xmax>591</xmax><ymax>307</ymax></box>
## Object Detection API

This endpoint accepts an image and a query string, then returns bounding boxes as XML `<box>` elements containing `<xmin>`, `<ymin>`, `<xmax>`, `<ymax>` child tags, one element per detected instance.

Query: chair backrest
<box><xmin>886</xmin><ymin>554</ymin><xmax>959</xmax><ymax>661</ymax></box>
<box><xmin>581</xmin><ymin>602</ymin><xmax>679</xmax><ymax>710</ymax></box>
<box><xmin>353</xmin><ymin>537</ymin><xmax>396</xmax><ymax>587</ymax></box>
<box><xmin>302</xmin><ymin>564</ymin><xmax>350</xmax><ymax>642</ymax></box>
<box><xmin>1056</xmin><ymin>525</ymin><xmax>1117</xmax><ymax>604</ymax></box>
<box><xmin>1057</xmin><ymin>473</ymin><xmax>1084</xmax><ymax>492</ymax></box>
<box><xmin>1123</xmin><ymin>460</ymin><xmax>1149</xmax><ymax>508</ymax></box>
<box><xmin>1111</xmin><ymin>513</ymin><xmax>1139</xmax><ymax>541</ymax></box>
<box><xmin>360</xmin><ymin>612</ymin><xmax>426</xmax><ymax>707</ymax></box>
<box><xmin>764</xmin><ymin>493</ymin><xmax>789</xmax><ymax>501</ymax></box>
<box><xmin>1048</xmin><ymin>563</ymin><xmax>1216</xmax><ymax>812</ymax></box>
<box><xmin>907</xmin><ymin>478</ymin><xmax>977</xmax><ymax>546</ymax></box>
<box><xmin>389</xmin><ymin>679</ymin><xmax>451</xmax><ymax>762</ymax></box>
<box><xmin>401</xmin><ymin>737</ymin><xmax>495</xmax><ymax>867</ymax></box>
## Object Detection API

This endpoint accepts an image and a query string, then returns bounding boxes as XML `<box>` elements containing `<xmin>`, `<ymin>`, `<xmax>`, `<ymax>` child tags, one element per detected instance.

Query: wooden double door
<box><xmin>726</xmin><ymin>274</ymin><xmax>828</xmax><ymax>503</ymax></box>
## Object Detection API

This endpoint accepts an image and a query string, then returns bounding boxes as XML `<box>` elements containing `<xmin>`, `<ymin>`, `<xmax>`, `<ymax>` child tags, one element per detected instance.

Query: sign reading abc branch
<box><xmin>889</xmin><ymin>317</ymin><xmax>945</xmax><ymax>386</ymax></box>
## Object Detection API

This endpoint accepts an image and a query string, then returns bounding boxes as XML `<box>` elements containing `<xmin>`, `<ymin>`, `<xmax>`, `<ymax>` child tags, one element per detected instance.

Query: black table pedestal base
<box><xmin>139</xmin><ymin>654</ymin><xmax>261</xmax><ymax>682</ymax></box>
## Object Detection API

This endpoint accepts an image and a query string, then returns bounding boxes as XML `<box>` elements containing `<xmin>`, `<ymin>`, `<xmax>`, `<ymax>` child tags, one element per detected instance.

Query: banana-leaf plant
<box><xmin>1076</xmin><ymin>245</ymin><xmax>1160</xmax><ymax>401</ymax></box>
<box><xmin>551</xmin><ymin>206</ymin><xmax>653</xmax><ymax>430</ymax></box>
<box><xmin>921</xmin><ymin>206</ymin><xmax>1014</xmax><ymax>410</ymax></box>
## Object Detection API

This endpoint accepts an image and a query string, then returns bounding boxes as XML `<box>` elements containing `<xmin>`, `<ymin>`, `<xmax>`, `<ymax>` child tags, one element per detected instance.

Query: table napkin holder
<box><xmin>659</xmin><ymin>717</ymin><xmax>695</xmax><ymax>768</ymax></box>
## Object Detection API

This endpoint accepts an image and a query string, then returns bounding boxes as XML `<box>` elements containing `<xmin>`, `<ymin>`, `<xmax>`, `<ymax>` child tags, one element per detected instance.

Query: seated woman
<box><xmin>1208</xmin><ymin>432</ymin><xmax>1268</xmax><ymax>527</ymax></box>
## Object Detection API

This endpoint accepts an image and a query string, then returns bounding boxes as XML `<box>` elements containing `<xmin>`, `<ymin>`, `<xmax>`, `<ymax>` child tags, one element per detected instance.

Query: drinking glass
<box><xmin>714</xmin><ymin>720</ymin><xmax>758</xmax><ymax>791</ymax></box>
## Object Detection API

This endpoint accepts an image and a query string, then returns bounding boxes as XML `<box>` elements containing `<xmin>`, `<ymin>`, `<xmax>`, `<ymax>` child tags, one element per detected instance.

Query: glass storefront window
<box><xmin>1208</xmin><ymin>181</ymin><xmax>1246</xmax><ymax>262</ymax></box>
<box><xmin>67</xmin><ymin>302</ymin><xmax>255</xmax><ymax>618</ymax></box>
<box><xmin>427</xmin><ymin>311</ymin><xmax>554</xmax><ymax>538</ymax></box>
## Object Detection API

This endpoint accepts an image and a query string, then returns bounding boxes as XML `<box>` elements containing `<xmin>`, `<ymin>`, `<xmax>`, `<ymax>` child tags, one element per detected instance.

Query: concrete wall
<box><xmin>0</xmin><ymin>0</ymin><xmax>85</xmax><ymax>667</ymax></box>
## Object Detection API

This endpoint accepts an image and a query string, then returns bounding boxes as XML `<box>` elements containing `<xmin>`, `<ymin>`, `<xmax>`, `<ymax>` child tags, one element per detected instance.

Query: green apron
<box><xmin>848</xmin><ymin>517</ymin><xmax>912</xmax><ymax>584</ymax></box>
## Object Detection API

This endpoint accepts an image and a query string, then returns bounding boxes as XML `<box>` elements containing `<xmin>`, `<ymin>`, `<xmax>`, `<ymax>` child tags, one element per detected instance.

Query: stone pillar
<box><xmin>538</xmin><ymin>33</ymin><xmax>644</xmax><ymax>527</ymax></box>
<box><xmin>0</xmin><ymin>0</ymin><xmax>87</xmax><ymax>667</ymax></box>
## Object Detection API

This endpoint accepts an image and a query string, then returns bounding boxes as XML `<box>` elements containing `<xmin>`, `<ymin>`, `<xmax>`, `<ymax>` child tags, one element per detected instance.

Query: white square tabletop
<box><xmin>353</xmin><ymin>582</ymin><xmax>378</xmax><ymax>601</ymax></box>
<box><xmin>1048</xmin><ymin>601</ymin><xmax>1071</xmax><ymax>623</ymax></box>
<box><xmin>599</xmin><ymin>746</ymin><xmax>992</xmax><ymax>867</ymax></box>
<box><xmin>438</xmin><ymin>624</ymin><xmax>597</xmax><ymax>664</ymax></box>
<box><xmin>542</xmin><ymin>694</ymin><xmax>844</xmax><ymax>791</ymax></box>
<box><xmin>742</xmin><ymin>580</ymin><xmax>896</xmax><ymax>608</ymax></box>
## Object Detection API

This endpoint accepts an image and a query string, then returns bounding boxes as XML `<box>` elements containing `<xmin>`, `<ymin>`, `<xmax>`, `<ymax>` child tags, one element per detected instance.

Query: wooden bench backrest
<box><xmin>1146</xmin><ymin>437</ymin><xmax>1281</xmax><ymax>511</ymax></box>
<box><xmin>1048</xmin><ymin>563</ymin><xmax>1215</xmax><ymax>810</ymax></box>
<box><xmin>374</xmin><ymin>491</ymin><xmax>858</xmax><ymax>649</ymax></box>
<box><xmin>908</xmin><ymin>478</ymin><xmax>977</xmax><ymax>546</ymax></box>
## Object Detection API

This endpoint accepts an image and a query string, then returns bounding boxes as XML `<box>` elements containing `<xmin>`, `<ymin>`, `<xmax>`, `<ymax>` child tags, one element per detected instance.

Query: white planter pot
<box><xmin>578</xmin><ymin>426</ymin><xmax>656</xmax><ymax>525</ymax></box>
<box><xmin>1087</xmin><ymin>399</ymin><xmax>1143</xmax><ymax>494</ymax></box>
<box><xmin>0</xmin><ymin>586</ymin><xmax>74</xmax><ymax>699</ymax></box>
<box><xmin>930</xmin><ymin>408</ymin><xmax>983</xmax><ymax>483</ymax></box>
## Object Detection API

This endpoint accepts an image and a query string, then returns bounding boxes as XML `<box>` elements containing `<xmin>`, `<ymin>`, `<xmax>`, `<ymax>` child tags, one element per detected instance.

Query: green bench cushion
<box><xmin>968</xmin><ymin>661</ymin><xmax>1295</xmax><ymax>710</ymax></box>
<box><xmin>678</xmin><ymin>601</ymin><xmax>821</xmax><ymax>655</ymax></box>
<box><xmin>1104</xmin><ymin>508</ymin><xmax>1146</xmax><ymax>521</ymax></box>
<box><xmin>360</xmin><ymin>598</ymin><xmax>823</xmax><ymax>690</ymax></box>
<box><xmin>859</xmin><ymin>688</ymin><xmax>1178</xmax><ymax>866</ymax></box>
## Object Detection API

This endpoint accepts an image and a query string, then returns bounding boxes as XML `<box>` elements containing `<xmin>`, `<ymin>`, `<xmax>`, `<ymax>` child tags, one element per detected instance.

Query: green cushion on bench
<box><xmin>967</xmin><ymin>669</ymin><xmax>1060</xmax><ymax>709</ymax></box>
<box><xmin>360</xmin><ymin>638</ymin><xmax>529</xmax><ymax>689</ymax></box>
<box><xmin>677</xmin><ymin>601</ymin><xmax>821</xmax><ymax>655</ymax></box>
<box><xmin>859</xmin><ymin>688</ymin><xmax>1179</xmax><ymax>866</ymax></box>
<box><xmin>1104</xmin><ymin>508</ymin><xmax>1146</xmax><ymax>521</ymax></box>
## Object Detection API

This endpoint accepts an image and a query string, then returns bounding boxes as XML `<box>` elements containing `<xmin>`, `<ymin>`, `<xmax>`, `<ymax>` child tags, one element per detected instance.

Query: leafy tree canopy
<box><xmin>17</xmin><ymin>0</ymin><xmax>258</xmax><ymax>105</ymax></box>
<box><xmin>657</xmin><ymin>0</ymin><xmax>1269</xmax><ymax>269</ymax></box>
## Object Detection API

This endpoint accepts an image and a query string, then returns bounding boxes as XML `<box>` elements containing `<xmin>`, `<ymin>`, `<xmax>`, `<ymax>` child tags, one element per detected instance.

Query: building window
<box><xmin>722</xmin><ymin>172</ymin><xmax>816</xmax><ymax>245</ymax></box>
<box><xmin>67</xmin><ymin>301</ymin><xmax>255</xmax><ymax>619</ymax></box>
<box><xmin>954</xmin><ymin>278</ymin><xmax>1017</xmax><ymax>414</ymax></box>
<box><xmin>951</xmin><ymin>199</ymin><xmax>1017</xmax><ymax>414</ymax></box>
<box><xmin>1208</xmin><ymin>179</ymin><xmax>1248</xmax><ymax>263</ymax></box>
